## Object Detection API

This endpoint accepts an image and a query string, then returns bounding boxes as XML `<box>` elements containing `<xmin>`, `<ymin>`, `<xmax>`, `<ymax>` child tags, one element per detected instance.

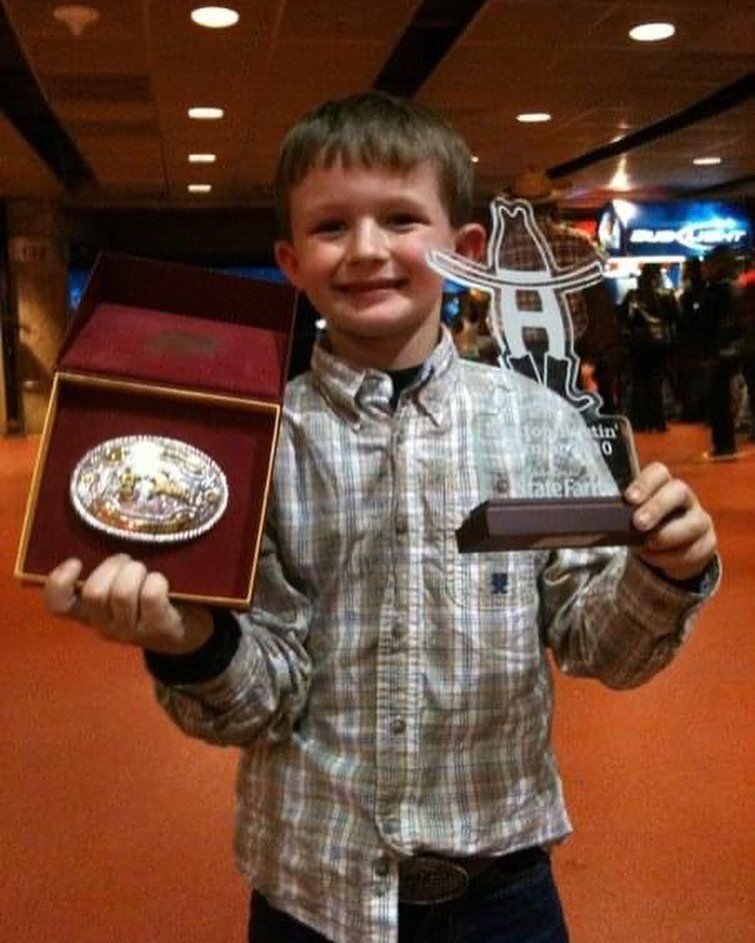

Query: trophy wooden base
<box><xmin>456</xmin><ymin>496</ymin><xmax>643</xmax><ymax>552</ymax></box>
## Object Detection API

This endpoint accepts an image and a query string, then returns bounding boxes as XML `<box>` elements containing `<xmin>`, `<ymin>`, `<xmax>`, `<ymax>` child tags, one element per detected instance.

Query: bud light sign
<box><xmin>598</xmin><ymin>200</ymin><xmax>750</xmax><ymax>257</ymax></box>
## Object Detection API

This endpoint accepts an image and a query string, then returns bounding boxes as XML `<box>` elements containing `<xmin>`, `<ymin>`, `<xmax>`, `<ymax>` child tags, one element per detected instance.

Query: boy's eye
<box><xmin>386</xmin><ymin>213</ymin><xmax>424</xmax><ymax>229</ymax></box>
<box><xmin>311</xmin><ymin>218</ymin><xmax>345</xmax><ymax>235</ymax></box>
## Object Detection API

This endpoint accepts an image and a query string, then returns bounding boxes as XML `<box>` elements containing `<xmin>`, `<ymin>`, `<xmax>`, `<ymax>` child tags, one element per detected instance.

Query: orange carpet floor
<box><xmin>1</xmin><ymin>424</ymin><xmax>753</xmax><ymax>942</ymax></box>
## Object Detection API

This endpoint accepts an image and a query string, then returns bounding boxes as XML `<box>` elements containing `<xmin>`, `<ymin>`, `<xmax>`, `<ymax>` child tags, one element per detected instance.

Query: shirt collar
<box><xmin>310</xmin><ymin>327</ymin><xmax>460</xmax><ymax>428</ymax></box>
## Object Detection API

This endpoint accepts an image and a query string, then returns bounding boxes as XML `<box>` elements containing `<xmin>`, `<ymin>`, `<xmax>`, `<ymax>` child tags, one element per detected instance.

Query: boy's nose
<box><xmin>345</xmin><ymin>220</ymin><xmax>388</xmax><ymax>263</ymax></box>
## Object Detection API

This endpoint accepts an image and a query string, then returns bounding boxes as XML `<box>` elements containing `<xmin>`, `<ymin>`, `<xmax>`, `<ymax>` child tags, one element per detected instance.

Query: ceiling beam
<box><xmin>0</xmin><ymin>3</ymin><xmax>95</xmax><ymax>192</ymax></box>
<box><xmin>548</xmin><ymin>72</ymin><xmax>755</xmax><ymax>180</ymax></box>
<box><xmin>373</xmin><ymin>0</ymin><xmax>487</xmax><ymax>98</ymax></box>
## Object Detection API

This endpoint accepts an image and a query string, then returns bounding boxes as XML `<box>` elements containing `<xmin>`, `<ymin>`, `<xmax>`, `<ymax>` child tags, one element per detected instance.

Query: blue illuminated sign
<box><xmin>598</xmin><ymin>200</ymin><xmax>751</xmax><ymax>257</ymax></box>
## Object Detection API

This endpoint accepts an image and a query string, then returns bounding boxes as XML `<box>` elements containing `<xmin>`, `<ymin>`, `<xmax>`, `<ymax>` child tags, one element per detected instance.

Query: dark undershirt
<box><xmin>387</xmin><ymin>363</ymin><xmax>424</xmax><ymax>410</ymax></box>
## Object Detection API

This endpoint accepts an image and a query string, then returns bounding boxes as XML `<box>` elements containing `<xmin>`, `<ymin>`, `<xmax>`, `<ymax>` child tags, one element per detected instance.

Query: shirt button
<box><xmin>390</xmin><ymin>624</ymin><xmax>403</xmax><ymax>651</ymax></box>
<box><xmin>383</xmin><ymin>816</ymin><xmax>399</xmax><ymax>834</ymax></box>
<box><xmin>395</xmin><ymin>515</ymin><xmax>409</xmax><ymax>535</ymax></box>
<box><xmin>391</xmin><ymin>716</ymin><xmax>406</xmax><ymax>735</ymax></box>
<box><xmin>374</xmin><ymin>856</ymin><xmax>390</xmax><ymax>877</ymax></box>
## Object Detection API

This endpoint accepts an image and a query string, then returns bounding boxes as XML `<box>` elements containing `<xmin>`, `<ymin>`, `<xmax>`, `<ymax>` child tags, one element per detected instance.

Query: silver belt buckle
<box><xmin>398</xmin><ymin>855</ymin><xmax>469</xmax><ymax>905</ymax></box>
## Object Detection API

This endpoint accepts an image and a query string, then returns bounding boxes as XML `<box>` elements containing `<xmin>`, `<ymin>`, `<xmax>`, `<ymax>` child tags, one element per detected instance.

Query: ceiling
<box><xmin>0</xmin><ymin>0</ymin><xmax>753</xmax><ymax>215</ymax></box>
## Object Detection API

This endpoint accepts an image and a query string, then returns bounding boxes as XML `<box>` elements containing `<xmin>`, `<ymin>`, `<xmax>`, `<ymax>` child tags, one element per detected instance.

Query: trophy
<box><xmin>428</xmin><ymin>197</ymin><xmax>642</xmax><ymax>552</ymax></box>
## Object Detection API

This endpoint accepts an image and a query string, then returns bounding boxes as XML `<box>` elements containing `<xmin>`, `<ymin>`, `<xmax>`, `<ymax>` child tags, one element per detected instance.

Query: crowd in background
<box><xmin>447</xmin><ymin>242</ymin><xmax>755</xmax><ymax>459</ymax></box>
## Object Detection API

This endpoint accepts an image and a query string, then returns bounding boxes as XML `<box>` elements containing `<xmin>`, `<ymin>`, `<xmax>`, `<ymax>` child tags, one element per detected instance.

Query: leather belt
<box><xmin>398</xmin><ymin>847</ymin><xmax>545</xmax><ymax>905</ymax></box>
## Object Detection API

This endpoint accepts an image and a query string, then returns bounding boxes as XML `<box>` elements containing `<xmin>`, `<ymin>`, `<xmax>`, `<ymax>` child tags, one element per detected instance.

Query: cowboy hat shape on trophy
<box><xmin>428</xmin><ymin>188</ymin><xmax>602</xmax><ymax>413</ymax></box>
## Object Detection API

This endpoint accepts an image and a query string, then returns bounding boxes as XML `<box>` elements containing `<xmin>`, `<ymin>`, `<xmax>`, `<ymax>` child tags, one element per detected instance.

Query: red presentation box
<box><xmin>15</xmin><ymin>252</ymin><xmax>296</xmax><ymax>608</ymax></box>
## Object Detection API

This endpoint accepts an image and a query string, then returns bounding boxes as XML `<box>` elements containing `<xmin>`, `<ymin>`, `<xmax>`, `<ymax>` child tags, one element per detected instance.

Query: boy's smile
<box><xmin>275</xmin><ymin>161</ymin><xmax>484</xmax><ymax>369</ymax></box>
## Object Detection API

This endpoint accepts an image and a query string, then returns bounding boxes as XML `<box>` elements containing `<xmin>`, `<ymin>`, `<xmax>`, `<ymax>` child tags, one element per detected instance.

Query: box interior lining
<box><xmin>60</xmin><ymin>302</ymin><xmax>288</xmax><ymax>400</ymax></box>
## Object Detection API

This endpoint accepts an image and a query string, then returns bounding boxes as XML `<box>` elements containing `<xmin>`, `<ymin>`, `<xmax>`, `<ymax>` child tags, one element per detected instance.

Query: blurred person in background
<box><xmin>675</xmin><ymin>257</ymin><xmax>710</xmax><ymax>421</ymax></box>
<box><xmin>620</xmin><ymin>263</ymin><xmax>678</xmax><ymax>432</ymax></box>
<box><xmin>699</xmin><ymin>246</ymin><xmax>745</xmax><ymax>457</ymax></box>
<box><xmin>736</xmin><ymin>254</ymin><xmax>755</xmax><ymax>441</ymax></box>
<box><xmin>449</xmin><ymin>288</ymin><xmax>498</xmax><ymax>364</ymax></box>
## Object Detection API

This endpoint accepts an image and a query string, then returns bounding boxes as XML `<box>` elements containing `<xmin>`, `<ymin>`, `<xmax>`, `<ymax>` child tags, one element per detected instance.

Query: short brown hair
<box><xmin>273</xmin><ymin>92</ymin><xmax>474</xmax><ymax>237</ymax></box>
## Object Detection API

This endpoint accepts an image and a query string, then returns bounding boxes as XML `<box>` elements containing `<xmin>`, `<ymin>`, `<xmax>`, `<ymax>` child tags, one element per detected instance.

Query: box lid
<box><xmin>58</xmin><ymin>252</ymin><xmax>296</xmax><ymax>401</ymax></box>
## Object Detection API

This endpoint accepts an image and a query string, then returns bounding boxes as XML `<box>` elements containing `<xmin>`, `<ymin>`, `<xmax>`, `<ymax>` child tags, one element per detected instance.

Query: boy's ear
<box><xmin>274</xmin><ymin>240</ymin><xmax>301</xmax><ymax>288</ymax></box>
<box><xmin>454</xmin><ymin>223</ymin><xmax>486</xmax><ymax>262</ymax></box>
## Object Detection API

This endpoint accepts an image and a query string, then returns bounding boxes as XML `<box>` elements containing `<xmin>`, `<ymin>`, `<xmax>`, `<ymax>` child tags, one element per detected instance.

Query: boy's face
<box><xmin>275</xmin><ymin>160</ymin><xmax>484</xmax><ymax>369</ymax></box>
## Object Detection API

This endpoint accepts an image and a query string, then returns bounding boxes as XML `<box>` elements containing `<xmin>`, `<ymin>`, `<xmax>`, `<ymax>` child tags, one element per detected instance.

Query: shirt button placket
<box><xmin>379</xmin><ymin>417</ymin><xmax>410</xmax><ymax>846</ymax></box>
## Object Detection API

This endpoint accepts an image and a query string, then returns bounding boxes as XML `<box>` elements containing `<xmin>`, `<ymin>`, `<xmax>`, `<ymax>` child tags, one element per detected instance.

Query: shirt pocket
<box><xmin>438</xmin><ymin>464</ymin><xmax>540</xmax><ymax>628</ymax></box>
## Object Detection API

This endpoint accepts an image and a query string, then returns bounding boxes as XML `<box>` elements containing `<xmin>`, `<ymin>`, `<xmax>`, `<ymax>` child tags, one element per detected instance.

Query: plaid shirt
<box><xmin>154</xmin><ymin>329</ymin><xmax>711</xmax><ymax>943</ymax></box>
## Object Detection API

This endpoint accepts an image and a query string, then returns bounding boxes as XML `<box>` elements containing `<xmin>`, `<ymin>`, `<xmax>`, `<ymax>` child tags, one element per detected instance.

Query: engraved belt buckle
<box><xmin>398</xmin><ymin>855</ymin><xmax>469</xmax><ymax>905</ymax></box>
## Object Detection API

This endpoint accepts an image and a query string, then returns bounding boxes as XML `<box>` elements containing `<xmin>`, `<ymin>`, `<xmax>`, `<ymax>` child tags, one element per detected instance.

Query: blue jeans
<box><xmin>249</xmin><ymin>852</ymin><xmax>569</xmax><ymax>942</ymax></box>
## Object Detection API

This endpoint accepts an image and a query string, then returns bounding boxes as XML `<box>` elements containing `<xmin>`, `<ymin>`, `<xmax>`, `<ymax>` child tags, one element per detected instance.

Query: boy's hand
<box><xmin>624</xmin><ymin>463</ymin><xmax>717</xmax><ymax>583</ymax></box>
<box><xmin>44</xmin><ymin>555</ymin><xmax>214</xmax><ymax>655</ymax></box>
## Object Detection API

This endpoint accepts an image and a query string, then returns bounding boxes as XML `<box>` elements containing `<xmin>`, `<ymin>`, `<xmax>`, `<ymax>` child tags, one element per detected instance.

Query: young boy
<box><xmin>45</xmin><ymin>93</ymin><xmax>718</xmax><ymax>943</ymax></box>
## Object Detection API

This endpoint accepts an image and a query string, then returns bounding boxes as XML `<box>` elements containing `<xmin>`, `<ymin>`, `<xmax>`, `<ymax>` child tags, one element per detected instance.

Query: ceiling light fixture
<box><xmin>188</xmin><ymin>153</ymin><xmax>217</xmax><ymax>163</ymax></box>
<box><xmin>190</xmin><ymin>6</ymin><xmax>240</xmax><ymax>28</ymax></box>
<box><xmin>693</xmin><ymin>156</ymin><xmax>722</xmax><ymax>166</ymax></box>
<box><xmin>470</xmin><ymin>155</ymin><xmax>480</xmax><ymax>164</ymax></box>
<box><xmin>609</xmin><ymin>157</ymin><xmax>631</xmax><ymax>192</ymax></box>
<box><xmin>188</xmin><ymin>184</ymin><xmax>212</xmax><ymax>193</ymax></box>
<box><xmin>629</xmin><ymin>22</ymin><xmax>676</xmax><ymax>42</ymax></box>
<box><xmin>188</xmin><ymin>107</ymin><xmax>224</xmax><ymax>120</ymax></box>
<box><xmin>52</xmin><ymin>4</ymin><xmax>100</xmax><ymax>37</ymax></box>
<box><xmin>516</xmin><ymin>112</ymin><xmax>552</xmax><ymax>124</ymax></box>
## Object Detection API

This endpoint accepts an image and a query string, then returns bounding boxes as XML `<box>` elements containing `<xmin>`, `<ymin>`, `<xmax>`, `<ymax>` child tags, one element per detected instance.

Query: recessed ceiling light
<box><xmin>190</xmin><ymin>6</ymin><xmax>240</xmax><ymax>28</ymax></box>
<box><xmin>190</xmin><ymin>6</ymin><xmax>239</xmax><ymax>28</ymax></box>
<box><xmin>470</xmin><ymin>155</ymin><xmax>479</xmax><ymax>164</ymax></box>
<box><xmin>693</xmin><ymin>156</ymin><xmax>722</xmax><ymax>166</ymax></box>
<box><xmin>188</xmin><ymin>106</ymin><xmax>224</xmax><ymax>120</ymax></box>
<box><xmin>629</xmin><ymin>22</ymin><xmax>676</xmax><ymax>42</ymax></box>
<box><xmin>188</xmin><ymin>184</ymin><xmax>212</xmax><ymax>193</ymax></box>
<box><xmin>188</xmin><ymin>153</ymin><xmax>217</xmax><ymax>163</ymax></box>
<box><xmin>53</xmin><ymin>4</ymin><xmax>100</xmax><ymax>37</ymax></box>
<box><xmin>516</xmin><ymin>112</ymin><xmax>552</xmax><ymax>124</ymax></box>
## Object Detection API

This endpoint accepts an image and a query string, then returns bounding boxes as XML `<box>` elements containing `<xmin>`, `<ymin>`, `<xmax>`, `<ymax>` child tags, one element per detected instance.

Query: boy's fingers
<box><xmin>43</xmin><ymin>556</ymin><xmax>202</xmax><ymax>652</ymax></box>
<box><xmin>108</xmin><ymin>560</ymin><xmax>149</xmax><ymax>634</ymax></box>
<box><xmin>629</xmin><ymin>477</ymin><xmax>693</xmax><ymax>533</ymax></box>
<box><xmin>139</xmin><ymin>576</ymin><xmax>215</xmax><ymax>654</ymax></box>
<box><xmin>44</xmin><ymin>558</ymin><xmax>85</xmax><ymax>618</ymax></box>
<box><xmin>624</xmin><ymin>462</ymin><xmax>671</xmax><ymax>506</ymax></box>
<box><xmin>641</xmin><ymin>501</ymin><xmax>706</xmax><ymax>551</ymax></box>
<box><xmin>629</xmin><ymin>468</ymin><xmax>717</xmax><ymax>580</ymax></box>
<box><xmin>79</xmin><ymin>554</ymin><xmax>133</xmax><ymax>627</ymax></box>
<box><xmin>138</xmin><ymin>571</ymin><xmax>175</xmax><ymax>634</ymax></box>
